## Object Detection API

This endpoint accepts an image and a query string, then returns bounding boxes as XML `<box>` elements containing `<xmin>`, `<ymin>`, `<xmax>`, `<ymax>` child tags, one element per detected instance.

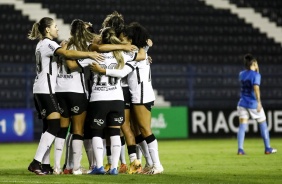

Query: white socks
<box><xmin>54</xmin><ymin>137</ymin><xmax>65</xmax><ymax>170</ymax></box>
<box><xmin>34</xmin><ymin>131</ymin><xmax>55</xmax><ymax>162</ymax></box>
<box><xmin>110</xmin><ymin>135</ymin><xmax>121</xmax><ymax>170</ymax></box>
<box><xmin>92</xmin><ymin>137</ymin><xmax>104</xmax><ymax>168</ymax></box>
<box><xmin>72</xmin><ymin>139</ymin><xmax>83</xmax><ymax>170</ymax></box>
<box><xmin>147</xmin><ymin>139</ymin><xmax>161</xmax><ymax>166</ymax></box>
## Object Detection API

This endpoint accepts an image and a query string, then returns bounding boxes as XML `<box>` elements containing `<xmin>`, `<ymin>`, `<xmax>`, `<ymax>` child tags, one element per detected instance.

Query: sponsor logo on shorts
<box><xmin>41</xmin><ymin>109</ymin><xmax>46</xmax><ymax>118</ymax></box>
<box><xmin>114</xmin><ymin>117</ymin><xmax>124</xmax><ymax>124</ymax></box>
<box><xmin>71</xmin><ymin>106</ymin><xmax>80</xmax><ymax>113</ymax></box>
<box><xmin>94</xmin><ymin>119</ymin><xmax>104</xmax><ymax>126</ymax></box>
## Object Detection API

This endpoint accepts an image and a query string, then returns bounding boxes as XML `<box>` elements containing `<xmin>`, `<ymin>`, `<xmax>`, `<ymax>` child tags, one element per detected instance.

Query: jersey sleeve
<box><xmin>253</xmin><ymin>73</ymin><xmax>261</xmax><ymax>86</ymax></box>
<box><xmin>77</xmin><ymin>58</ymin><xmax>96</xmax><ymax>67</ymax></box>
<box><xmin>47</xmin><ymin>39</ymin><xmax>61</xmax><ymax>56</ymax></box>
<box><xmin>106</xmin><ymin>65</ymin><xmax>134</xmax><ymax>78</ymax></box>
<box><xmin>123</xmin><ymin>51</ymin><xmax>137</xmax><ymax>62</ymax></box>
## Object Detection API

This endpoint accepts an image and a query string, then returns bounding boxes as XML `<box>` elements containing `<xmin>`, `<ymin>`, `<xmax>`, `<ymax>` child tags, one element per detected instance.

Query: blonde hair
<box><xmin>67</xmin><ymin>19</ymin><xmax>94</xmax><ymax>51</ymax></box>
<box><xmin>101</xmin><ymin>27</ymin><xmax>124</xmax><ymax>69</ymax></box>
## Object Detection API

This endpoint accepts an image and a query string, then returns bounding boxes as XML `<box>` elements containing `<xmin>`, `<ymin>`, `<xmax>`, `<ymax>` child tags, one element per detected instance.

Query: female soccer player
<box><xmin>53</xmin><ymin>19</ymin><xmax>99</xmax><ymax>175</ymax></box>
<box><xmin>91</xmin><ymin>22</ymin><xmax>164</xmax><ymax>175</ymax></box>
<box><xmin>86</xmin><ymin>27</ymin><xmax>146</xmax><ymax>175</ymax></box>
<box><xmin>237</xmin><ymin>54</ymin><xmax>277</xmax><ymax>155</ymax></box>
<box><xmin>89</xmin><ymin>11</ymin><xmax>142</xmax><ymax>174</ymax></box>
<box><xmin>27</xmin><ymin>17</ymin><xmax>103</xmax><ymax>175</ymax></box>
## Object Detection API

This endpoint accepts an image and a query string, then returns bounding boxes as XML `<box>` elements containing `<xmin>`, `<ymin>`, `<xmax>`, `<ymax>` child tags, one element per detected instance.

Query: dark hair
<box><xmin>28</xmin><ymin>17</ymin><xmax>54</xmax><ymax>40</ymax></box>
<box><xmin>244</xmin><ymin>53</ymin><xmax>257</xmax><ymax>70</ymax></box>
<box><xmin>123</xmin><ymin>22</ymin><xmax>150</xmax><ymax>48</ymax></box>
<box><xmin>102</xmin><ymin>11</ymin><xmax>125</xmax><ymax>37</ymax></box>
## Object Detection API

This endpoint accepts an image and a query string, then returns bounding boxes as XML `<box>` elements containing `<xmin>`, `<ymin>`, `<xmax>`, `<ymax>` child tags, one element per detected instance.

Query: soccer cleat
<box><xmin>145</xmin><ymin>164</ymin><xmax>164</xmax><ymax>175</ymax></box>
<box><xmin>108</xmin><ymin>168</ymin><xmax>118</xmax><ymax>175</ymax></box>
<box><xmin>63</xmin><ymin>168</ymin><xmax>73</xmax><ymax>174</ymax></box>
<box><xmin>41</xmin><ymin>164</ymin><xmax>53</xmax><ymax>175</ymax></box>
<box><xmin>237</xmin><ymin>149</ymin><xmax>245</xmax><ymax>155</ymax></box>
<box><xmin>87</xmin><ymin>165</ymin><xmax>95</xmax><ymax>174</ymax></box>
<box><xmin>140</xmin><ymin>164</ymin><xmax>152</xmax><ymax>174</ymax></box>
<box><xmin>118</xmin><ymin>163</ymin><xmax>128</xmax><ymax>173</ymax></box>
<box><xmin>265</xmin><ymin>147</ymin><xmax>277</xmax><ymax>154</ymax></box>
<box><xmin>104</xmin><ymin>164</ymin><xmax>111</xmax><ymax>172</ymax></box>
<box><xmin>88</xmin><ymin>166</ymin><xmax>105</xmax><ymax>175</ymax></box>
<box><xmin>53</xmin><ymin>167</ymin><xmax>62</xmax><ymax>175</ymax></box>
<box><xmin>127</xmin><ymin>159</ymin><xmax>142</xmax><ymax>174</ymax></box>
<box><xmin>28</xmin><ymin>161</ymin><xmax>45</xmax><ymax>175</ymax></box>
<box><xmin>73</xmin><ymin>167</ymin><xmax>87</xmax><ymax>175</ymax></box>
<box><xmin>136</xmin><ymin>164</ymin><xmax>142</xmax><ymax>174</ymax></box>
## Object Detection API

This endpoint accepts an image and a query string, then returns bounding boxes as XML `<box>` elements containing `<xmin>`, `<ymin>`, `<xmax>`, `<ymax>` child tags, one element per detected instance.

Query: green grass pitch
<box><xmin>0</xmin><ymin>138</ymin><xmax>281</xmax><ymax>184</ymax></box>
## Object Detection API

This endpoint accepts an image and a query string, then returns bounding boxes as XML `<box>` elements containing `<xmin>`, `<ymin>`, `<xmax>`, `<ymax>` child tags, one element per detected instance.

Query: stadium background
<box><xmin>0</xmin><ymin>0</ymin><xmax>282</xmax><ymax>142</ymax></box>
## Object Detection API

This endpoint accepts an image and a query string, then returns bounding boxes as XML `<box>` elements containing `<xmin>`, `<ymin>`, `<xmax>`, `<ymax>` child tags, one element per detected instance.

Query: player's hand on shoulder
<box><xmin>60</xmin><ymin>40</ymin><xmax>68</xmax><ymax>48</ymax></box>
<box><xmin>123</xmin><ymin>44</ymin><xmax>138</xmax><ymax>52</ymax></box>
<box><xmin>89</xmin><ymin>51</ymin><xmax>104</xmax><ymax>62</ymax></box>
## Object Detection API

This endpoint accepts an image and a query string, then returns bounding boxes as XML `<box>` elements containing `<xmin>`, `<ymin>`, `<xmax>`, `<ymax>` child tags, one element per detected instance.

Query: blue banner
<box><xmin>0</xmin><ymin>109</ymin><xmax>33</xmax><ymax>142</ymax></box>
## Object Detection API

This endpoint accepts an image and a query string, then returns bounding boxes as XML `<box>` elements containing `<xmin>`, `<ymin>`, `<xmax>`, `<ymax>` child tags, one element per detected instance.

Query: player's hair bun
<box><xmin>244</xmin><ymin>53</ymin><xmax>254</xmax><ymax>62</ymax></box>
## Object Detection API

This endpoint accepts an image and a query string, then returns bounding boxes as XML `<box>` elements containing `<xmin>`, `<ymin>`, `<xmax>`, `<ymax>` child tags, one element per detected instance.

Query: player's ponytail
<box><xmin>28</xmin><ymin>17</ymin><xmax>54</xmax><ymax>40</ymax></box>
<box><xmin>68</xmin><ymin>19</ymin><xmax>94</xmax><ymax>51</ymax></box>
<box><xmin>101</xmin><ymin>27</ymin><xmax>125</xmax><ymax>69</ymax></box>
<box><xmin>28</xmin><ymin>22</ymin><xmax>41</xmax><ymax>40</ymax></box>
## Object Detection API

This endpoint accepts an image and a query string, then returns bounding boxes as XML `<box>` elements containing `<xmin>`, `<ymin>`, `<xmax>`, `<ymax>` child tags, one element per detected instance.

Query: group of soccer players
<box><xmin>27</xmin><ymin>11</ymin><xmax>164</xmax><ymax>176</ymax></box>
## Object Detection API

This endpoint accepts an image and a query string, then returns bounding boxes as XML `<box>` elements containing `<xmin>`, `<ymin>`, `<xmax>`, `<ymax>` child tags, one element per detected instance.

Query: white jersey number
<box><xmin>94</xmin><ymin>63</ymin><xmax>118</xmax><ymax>86</ymax></box>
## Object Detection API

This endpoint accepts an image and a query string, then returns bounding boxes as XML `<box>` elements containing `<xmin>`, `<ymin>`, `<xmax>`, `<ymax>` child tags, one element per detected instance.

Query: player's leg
<box><xmin>53</xmin><ymin>117</ymin><xmax>70</xmax><ymax>174</ymax></box>
<box><xmin>88</xmin><ymin>101</ymin><xmax>106</xmax><ymax>175</ymax></box>
<box><xmin>104</xmin><ymin>131</ymin><xmax>112</xmax><ymax>172</ymax></box>
<box><xmin>63</xmin><ymin>129</ymin><xmax>73</xmax><ymax>174</ymax></box>
<box><xmin>132</xmin><ymin>103</ymin><xmax>163</xmax><ymax>174</ymax></box>
<box><xmin>121</xmin><ymin>108</ymin><xmax>141</xmax><ymax>174</ymax></box>
<box><xmin>131</xmin><ymin>111</ymin><xmax>153</xmax><ymax>172</ymax></box>
<box><xmin>71</xmin><ymin>111</ymin><xmax>87</xmax><ymax>175</ymax></box>
<box><xmin>28</xmin><ymin>94</ymin><xmax>60</xmax><ymax>175</ymax></box>
<box><xmin>255</xmin><ymin>108</ymin><xmax>277</xmax><ymax>154</ymax></box>
<box><xmin>237</xmin><ymin>106</ymin><xmax>249</xmax><ymax>155</ymax></box>
<box><xmin>118</xmin><ymin>130</ymin><xmax>128</xmax><ymax>173</ymax></box>
<box><xmin>83</xmin><ymin>116</ymin><xmax>96</xmax><ymax>172</ymax></box>
<box><xmin>41</xmin><ymin>119</ymin><xmax>53</xmax><ymax>174</ymax></box>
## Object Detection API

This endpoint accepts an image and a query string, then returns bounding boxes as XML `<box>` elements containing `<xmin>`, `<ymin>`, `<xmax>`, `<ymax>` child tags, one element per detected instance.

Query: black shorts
<box><xmin>87</xmin><ymin>100</ymin><xmax>124</xmax><ymax>129</ymax></box>
<box><xmin>122</xmin><ymin>87</ymin><xmax>131</xmax><ymax>109</ymax></box>
<box><xmin>34</xmin><ymin>93</ymin><xmax>60</xmax><ymax>119</ymax></box>
<box><xmin>132</xmin><ymin>101</ymin><xmax>154</xmax><ymax>112</ymax></box>
<box><xmin>56</xmin><ymin>92</ymin><xmax>88</xmax><ymax>117</ymax></box>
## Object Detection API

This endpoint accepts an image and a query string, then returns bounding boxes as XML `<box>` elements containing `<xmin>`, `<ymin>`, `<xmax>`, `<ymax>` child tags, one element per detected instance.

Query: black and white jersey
<box><xmin>105</xmin><ymin>54</ymin><xmax>155</xmax><ymax>104</ymax></box>
<box><xmin>33</xmin><ymin>38</ymin><xmax>61</xmax><ymax>94</ymax></box>
<box><xmin>55</xmin><ymin>45</ymin><xmax>88</xmax><ymax>97</ymax></box>
<box><xmin>128</xmin><ymin>54</ymin><xmax>155</xmax><ymax>104</ymax></box>
<box><xmin>90</xmin><ymin>51</ymin><xmax>136</xmax><ymax>102</ymax></box>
